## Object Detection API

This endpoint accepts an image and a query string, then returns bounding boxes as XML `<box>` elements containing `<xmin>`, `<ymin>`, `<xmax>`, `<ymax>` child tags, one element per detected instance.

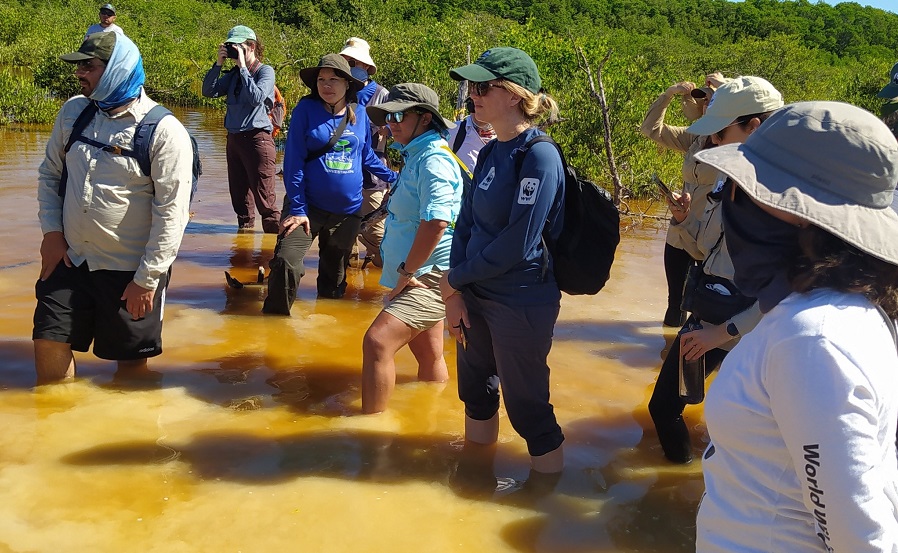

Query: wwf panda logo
<box><xmin>518</xmin><ymin>178</ymin><xmax>540</xmax><ymax>205</ymax></box>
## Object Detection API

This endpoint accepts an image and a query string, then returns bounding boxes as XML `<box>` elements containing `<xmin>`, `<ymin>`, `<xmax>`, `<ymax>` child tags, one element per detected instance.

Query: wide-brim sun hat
<box><xmin>226</xmin><ymin>25</ymin><xmax>256</xmax><ymax>44</ymax></box>
<box><xmin>694</xmin><ymin>101</ymin><xmax>898</xmax><ymax>266</ymax></box>
<box><xmin>686</xmin><ymin>75</ymin><xmax>783</xmax><ymax>136</ymax></box>
<box><xmin>366</xmin><ymin>83</ymin><xmax>455</xmax><ymax>129</ymax></box>
<box><xmin>339</xmin><ymin>37</ymin><xmax>376</xmax><ymax>75</ymax></box>
<box><xmin>449</xmin><ymin>47</ymin><xmax>541</xmax><ymax>95</ymax></box>
<box><xmin>877</xmin><ymin>61</ymin><xmax>898</xmax><ymax>99</ymax></box>
<box><xmin>299</xmin><ymin>53</ymin><xmax>364</xmax><ymax>99</ymax></box>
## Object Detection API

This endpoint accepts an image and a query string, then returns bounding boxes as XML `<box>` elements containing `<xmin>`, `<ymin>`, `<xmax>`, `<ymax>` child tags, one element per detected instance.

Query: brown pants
<box><xmin>226</xmin><ymin>129</ymin><xmax>280</xmax><ymax>233</ymax></box>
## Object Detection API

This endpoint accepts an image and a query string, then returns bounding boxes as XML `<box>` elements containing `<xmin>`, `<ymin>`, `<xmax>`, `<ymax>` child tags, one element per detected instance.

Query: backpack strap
<box><xmin>249</xmin><ymin>62</ymin><xmax>275</xmax><ymax>110</ymax></box>
<box><xmin>512</xmin><ymin>134</ymin><xmax>566</xmax><ymax>282</ymax></box>
<box><xmin>122</xmin><ymin>105</ymin><xmax>173</xmax><ymax>176</ymax></box>
<box><xmin>305</xmin><ymin>104</ymin><xmax>355</xmax><ymax>162</ymax></box>
<box><xmin>59</xmin><ymin>101</ymin><xmax>100</xmax><ymax>198</ymax></box>
<box><xmin>439</xmin><ymin>144</ymin><xmax>473</xmax><ymax>205</ymax></box>
<box><xmin>452</xmin><ymin>118</ymin><xmax>468</xmax><ymax>154</ymax></box>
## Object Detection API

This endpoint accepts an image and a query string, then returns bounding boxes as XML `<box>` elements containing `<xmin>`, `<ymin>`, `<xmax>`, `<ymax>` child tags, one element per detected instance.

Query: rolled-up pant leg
<box><xmin>458</xmin><ymin>292</ymin><xmax>564</xmax><ymax>457</ymax></box>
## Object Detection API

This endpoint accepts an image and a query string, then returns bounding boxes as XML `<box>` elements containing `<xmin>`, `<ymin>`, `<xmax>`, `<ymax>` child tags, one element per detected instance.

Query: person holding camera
<box><xmin>647</xmin><ymin>76</ymin><xmax>783</xmax><ymax>464</ymax></box>
<box><xmin>202</xmin><ymin>25</ymin><xmax>280</xmax><ymax>234</ymax></box>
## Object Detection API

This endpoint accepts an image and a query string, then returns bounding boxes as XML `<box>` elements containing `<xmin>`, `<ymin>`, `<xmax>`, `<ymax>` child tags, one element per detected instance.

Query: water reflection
<box><xmin>0</xmin><ymin>111</ymin><xmax>705</xmax><ymax>553</ymax></box>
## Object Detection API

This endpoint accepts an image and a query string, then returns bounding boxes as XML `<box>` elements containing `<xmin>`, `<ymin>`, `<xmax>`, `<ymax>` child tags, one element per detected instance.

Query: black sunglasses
<box><xmin>384</xmin><ymin>110</ymin><xmax>423</xmax><ymax>124</ymax></box>
<box><xmin>100</xmin><ymin>9</ymin><xmax>114</xmax><ymax>15</ymax></box>
<box><xmin>471</xmin><ymin>81</ymin><xmax>503</xmax><ymax>96</ymax></box>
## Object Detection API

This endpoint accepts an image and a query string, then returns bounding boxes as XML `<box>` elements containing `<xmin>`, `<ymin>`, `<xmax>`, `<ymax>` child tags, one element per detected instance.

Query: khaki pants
<box><xmin>358</xmin><ymin>188</ymin><xmax>385</xmax><ymax>267</ymax></box>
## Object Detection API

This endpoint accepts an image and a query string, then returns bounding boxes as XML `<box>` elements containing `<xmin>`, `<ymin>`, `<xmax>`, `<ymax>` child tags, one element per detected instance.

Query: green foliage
<box><xmin>0</xmin><ymin>67</ymin><xmax>59</xmax><ymax>125</ymax></box>
<box><xmin>0</xmin><ymin>0</ymin><xmax>897</xmax><ymax>195</ymax></box>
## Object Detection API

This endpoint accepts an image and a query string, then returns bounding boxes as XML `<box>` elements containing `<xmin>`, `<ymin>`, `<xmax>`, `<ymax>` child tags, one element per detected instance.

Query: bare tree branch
<box><xmin>575</xmin><ymin>44</ymin><xmax>623</xmax><ymax>208</ymax></box>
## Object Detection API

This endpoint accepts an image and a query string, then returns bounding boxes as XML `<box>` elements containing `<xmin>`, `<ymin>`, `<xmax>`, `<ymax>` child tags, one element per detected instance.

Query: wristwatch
<box><xmin>725</xmin><ymin>322</ymin><xmax>739</xmax><ymax>337</ymax></box>
<box><xmin>397</xmin><ymin>262</ymin><xmax>414</xmax><ymax>278</ymax></box>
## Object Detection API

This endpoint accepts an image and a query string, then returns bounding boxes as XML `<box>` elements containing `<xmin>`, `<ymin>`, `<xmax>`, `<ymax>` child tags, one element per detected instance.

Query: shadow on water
<box><xmin>91</xmin><ymin>354</ymin><xmax>418</xmax><ymax>416</ymax></box>
<box><xmin>554</xmin><ymin>318</ymin><xmax>667</xmax><ymax>371</ymax></box>
<box><xmin>59</xmin><ymin>412</ymin><xmax>700</xmax><ymax>553</ymax></box>
<box><xmin>0</xmin><ymin>340</ymin><xmax>38</xmax><ymax>390</ymax></box>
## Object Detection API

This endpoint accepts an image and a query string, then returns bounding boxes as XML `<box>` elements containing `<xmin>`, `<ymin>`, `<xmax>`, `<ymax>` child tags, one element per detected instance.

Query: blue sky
<box><xmin>817</xmin><ymin>0</ymin><xmax>895</xmax><ymax>12</ymax></box>
<box><xmin>729</xmin><ymin>0</ymin><xmax>895</xmax><ymax>14</ymax></box>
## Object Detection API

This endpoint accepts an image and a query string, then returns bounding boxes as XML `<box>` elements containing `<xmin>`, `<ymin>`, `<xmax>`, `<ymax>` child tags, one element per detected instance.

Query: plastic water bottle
<box><xmin>679</xmin><ymin>322</ymin><xmax>706</xmax><ymax>404</ymax></box>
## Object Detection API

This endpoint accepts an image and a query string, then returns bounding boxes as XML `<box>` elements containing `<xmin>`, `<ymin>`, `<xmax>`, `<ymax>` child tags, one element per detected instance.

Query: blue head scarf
<box><xmin>90</xmin><ymin>33</ymin><xmax>145</xmax><ymax>110</ymax></box>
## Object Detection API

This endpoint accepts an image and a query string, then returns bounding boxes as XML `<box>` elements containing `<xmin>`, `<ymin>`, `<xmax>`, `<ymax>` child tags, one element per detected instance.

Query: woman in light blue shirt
<box><xmin>361</xmin><ymin>83</ymin><xmax>463</xmax><ymax>414</ymax></box>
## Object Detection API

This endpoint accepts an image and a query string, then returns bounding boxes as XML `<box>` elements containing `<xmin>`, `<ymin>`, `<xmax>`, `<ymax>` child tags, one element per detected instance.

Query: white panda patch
<box><xmin>518</xmin><ymin>178</ymin><xmax>540</xmax><ymax>205</ymax></box>
<box><xmin>478</xmin><ymin>166</ymin><xmax>495</xmax><ymax>190</ymax></box>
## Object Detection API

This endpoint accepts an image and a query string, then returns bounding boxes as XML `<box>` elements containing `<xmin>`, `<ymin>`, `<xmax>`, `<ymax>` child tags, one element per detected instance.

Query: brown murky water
<box><xmin>0</xmin><ymin>110</ymin><xmax>708</xmax><ymax>553</ymax></box>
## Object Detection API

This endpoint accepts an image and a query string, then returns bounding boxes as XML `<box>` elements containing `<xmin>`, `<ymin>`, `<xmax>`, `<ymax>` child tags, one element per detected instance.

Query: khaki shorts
<box><xmin>383</xmin><ymin>268</ymin><xmax>445</xmax><ymax>331</ymax></box>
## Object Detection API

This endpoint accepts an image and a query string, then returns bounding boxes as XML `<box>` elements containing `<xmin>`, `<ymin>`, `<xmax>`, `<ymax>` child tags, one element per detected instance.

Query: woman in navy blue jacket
<box><xmin>440</xmin><ymin>48</ymin><xmax>566</xmax><ymax>474</ymax></box>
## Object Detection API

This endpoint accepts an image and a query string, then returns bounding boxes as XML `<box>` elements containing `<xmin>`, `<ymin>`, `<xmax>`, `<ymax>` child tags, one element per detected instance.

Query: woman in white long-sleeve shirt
<box><xmin>693</xmin><ymin>101</ymin><xmax>898</xmax><ymax>553</ymax></box>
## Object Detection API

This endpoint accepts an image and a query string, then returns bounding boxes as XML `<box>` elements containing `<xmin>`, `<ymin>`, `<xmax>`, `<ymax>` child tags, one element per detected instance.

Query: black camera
<box><xmin>225</xmin><ymin>43</ymin><xmax>242</xmax><ymax>59</ymax></box>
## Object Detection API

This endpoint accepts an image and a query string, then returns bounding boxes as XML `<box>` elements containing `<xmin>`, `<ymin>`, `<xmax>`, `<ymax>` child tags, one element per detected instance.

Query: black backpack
<box><xmin>512</xmin><ymin>135</ymin><xmax>620</xmax><ymax>295</ymax></box>
<box><xmin>451</xmin><ymin>118</ymin><xmax>468</xmax><ymax>153</ymax></box>
<box><xmin>59</xmin><ymin>101</ymin><xmax>202</xmax><ymax>202</ymax></box>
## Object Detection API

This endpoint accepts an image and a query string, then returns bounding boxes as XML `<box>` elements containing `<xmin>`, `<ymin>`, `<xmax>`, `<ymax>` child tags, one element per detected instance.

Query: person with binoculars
<box><xmin>202</xmin><ymin>25</ymin><xmax>280</xmax><ymax>234</ymax></box>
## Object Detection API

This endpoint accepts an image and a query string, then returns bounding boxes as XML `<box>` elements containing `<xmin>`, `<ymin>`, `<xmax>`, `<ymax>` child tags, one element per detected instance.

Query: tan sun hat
<box><xmin>686</xmin><ymin>76</ymin><xmax>783</xmax><ymax>136</ymax></box>
<box><xmin>339</xmin><ymin>37</ymin><xmax>377</xmax><ymax>75</ymax></box>
<box><xmin>694</xmin><ymin>101</ymin><xmax>898</xmax><ymax>266</ymax></box>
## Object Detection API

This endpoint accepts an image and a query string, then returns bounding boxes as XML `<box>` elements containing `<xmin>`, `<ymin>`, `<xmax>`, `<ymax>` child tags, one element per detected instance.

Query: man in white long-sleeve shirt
<box><xmin>33</xmin><ymin>32</ymin><xmax>193</xmax><ymax>384</ymax></box>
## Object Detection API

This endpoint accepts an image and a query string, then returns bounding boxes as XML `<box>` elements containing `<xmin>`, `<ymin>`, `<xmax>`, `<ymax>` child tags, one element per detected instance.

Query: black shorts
<box><xmin>32</xmin><ymin>261</ymin><xmax>170</xmax><ymax>360</ymax></box>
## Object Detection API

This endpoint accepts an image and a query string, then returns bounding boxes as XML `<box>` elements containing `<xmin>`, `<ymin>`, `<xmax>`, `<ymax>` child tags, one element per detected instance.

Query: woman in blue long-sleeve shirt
<box><xmin>440</xmin><ymin>48</ymin><xmax>566</xmax><ymax>474</ymax></box>
<box><xmin>263</xmin><ymin>54</ymin><xmax>396</xmax><ymax>314</ymax></box>
<box><xmin>202</xmin><ymin>25</ymin><xmax>280</xmax><ymax>233</ymax></box>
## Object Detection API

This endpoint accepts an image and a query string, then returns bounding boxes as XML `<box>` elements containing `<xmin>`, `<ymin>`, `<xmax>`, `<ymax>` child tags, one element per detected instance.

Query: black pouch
<box><xmin>682</xmin><ymin>266</ymin><xmax>754</xmax><ymax>325</ymax></box>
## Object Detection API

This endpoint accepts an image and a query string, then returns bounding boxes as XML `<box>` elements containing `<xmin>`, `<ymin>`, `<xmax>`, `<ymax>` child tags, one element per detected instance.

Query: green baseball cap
<box><xmin>60</xmin><ymin>31</ymin><xmax>117</xmax><ymax>63</ymax></box>
<box><xmin>226</xmin><ymin>25</ymin><xmax>256</xmax><ymax>44</ymax></box>
<box><xmin>449</xmin><ymin>47</ymin><xmax>542</xmax><ymax>94</ymax></box>
<box><xmin>878</xmin><ymin>62</ymin><xmax>898</xmax><ymax>99</ymax></box>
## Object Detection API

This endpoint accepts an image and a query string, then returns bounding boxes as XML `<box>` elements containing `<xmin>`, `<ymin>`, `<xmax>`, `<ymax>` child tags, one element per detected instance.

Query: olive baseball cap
<box><xmin>226</xmin><ymin>25</ymin><xmax>256</xmax><ymax>44</ymax></box>
<box><xmin>60</xmin><ymin>31</ymin><xmax>117</xmax><ymax>63</ymax></box>
<box><xmin>366</xmin><ymin>83</ymin><xmax>455</xmax><ymax>129</ymax></box>
<box><xmin>449</xmin><ymin>47</ymin><xmax>541</xmax><ymax>94</ymax></box>
<box><xmin>877</xmin><ymin>62</ymin><xmax>898</xmax><ymax>99</ymax></box>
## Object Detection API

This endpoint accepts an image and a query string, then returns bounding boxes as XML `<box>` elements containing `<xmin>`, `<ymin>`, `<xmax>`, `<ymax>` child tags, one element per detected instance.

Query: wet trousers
<box><xmin>457</xmin><ymin>290</ymin><xmax>564</xmax><ymax>457</ymax></box>
<box><xmin>648</xmin><ymin>315</ymin><xmax>728</xmax><ymax>463</ymax></box>
<box><xmin>226</xmin><ymin>129</ymin><xmax>279</xmax><ymax>233</ymax></box>
<box><xmin>263</xmin><ymin>204</ymin><xmax>362</xmax><ymax>314</ymax></box>
<box><xmin>663</xmin><ymin>243</ymin><xmax>695</xmax><ymax>326</ymax></box>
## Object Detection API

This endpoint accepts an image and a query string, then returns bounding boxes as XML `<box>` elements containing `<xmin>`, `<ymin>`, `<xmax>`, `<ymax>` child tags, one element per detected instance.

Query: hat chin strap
<box><xmin>325</xmin><ymin>96</ymin><xmax>347</xmax><ymax>114</ymax></box>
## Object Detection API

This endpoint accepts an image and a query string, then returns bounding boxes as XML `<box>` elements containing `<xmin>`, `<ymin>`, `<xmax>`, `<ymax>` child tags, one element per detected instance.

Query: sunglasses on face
<box><xmin>100</xmin><ymin>9</ymin><xmax>114</xmax><ymax>15</ymax></box>
<box><xmin>75</xmin><ymin>59</ymin><xmax>105</xmax><ymax>71</ymax></box>
<box><xmin>384</xmin><ymin>110</ymin><xmax>422</xmax><ymax>124</ymax></box>
<box><xmin>470</xmin><ymin>81</ymin><xmax>503</xmax><ymax>96</ymax></box>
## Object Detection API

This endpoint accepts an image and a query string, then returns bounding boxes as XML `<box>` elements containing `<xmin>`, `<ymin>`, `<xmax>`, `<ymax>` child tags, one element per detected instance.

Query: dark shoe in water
<box><xmin>663</xmin><ymin>307</ymin><xmax>687</xmax><ymax>327</ymax></box>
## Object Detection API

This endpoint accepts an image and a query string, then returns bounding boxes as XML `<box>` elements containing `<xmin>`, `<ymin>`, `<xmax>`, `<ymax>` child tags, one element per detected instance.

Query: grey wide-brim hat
<box><xmin>694</xmin><ymin>101</ymin><xmax>898</xmax><ymax>266</ymax></box>
<box><xmin>299</xmin><ymin>53</ymin><xmax>364</xmax><ymax>99</ymax></box>
<box><xmin>366</xmin><ymin>83</ymin><xmax>455</xmax><ymax>129</ymax></box>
